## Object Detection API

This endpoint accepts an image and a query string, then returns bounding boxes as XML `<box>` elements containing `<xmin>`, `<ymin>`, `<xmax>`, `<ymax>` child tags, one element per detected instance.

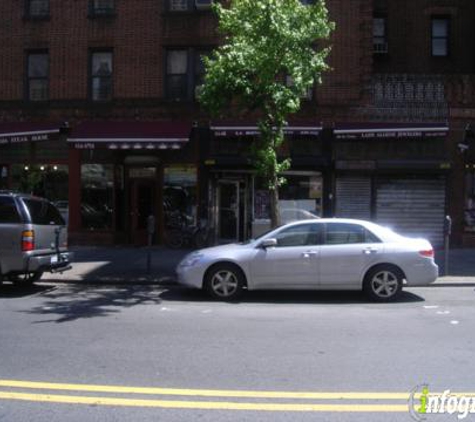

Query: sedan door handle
<box><xmin>363</xmin><ymin>247</ymin><xmax>378</xmax><ymax>255</ymax></box>
<box><xmin>302</xmin><ymin>251</ymin><xmax>318</xmax><ymax>258</ymax></box>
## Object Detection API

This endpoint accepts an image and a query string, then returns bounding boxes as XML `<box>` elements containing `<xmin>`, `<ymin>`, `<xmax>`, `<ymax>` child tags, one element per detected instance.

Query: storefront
<box><xmin>0</xmin><ymin>122</ymin><xmax>69</xmax><ymax>204</ymax></box>
<box><xmin>202</xmin><ymin>122</ymin><xmax>329</xmax><ymax>243</ymax></box>
<box><xmin>333</xmin><ymin>122</ymin><xmax>450</xmax><ymax>246</ymax></box>
<box><xmin>68</xmin><ymin>121</ymin><xmax>195</xmax><ymax>245</ymax></box>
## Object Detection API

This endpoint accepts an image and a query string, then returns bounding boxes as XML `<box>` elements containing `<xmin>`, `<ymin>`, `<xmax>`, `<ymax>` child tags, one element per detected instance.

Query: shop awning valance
<box><xmin>210</xmin><ymin>121</ymin><xmax>322</xmax><ymax>137</ymax></box>
<box><xmin>69</xmin><ymin>121</ymin><xmax>191</xmax><ymax>150</ymax></box>
<box><xmin>0</xmin><ymin>122</ymin><xmax>62</xmax><ymax>145</ymax></box>
<box><xmin>334</xmin><ymin>122</ymin><xmax>449</xmax><ymax>140</ymax></box>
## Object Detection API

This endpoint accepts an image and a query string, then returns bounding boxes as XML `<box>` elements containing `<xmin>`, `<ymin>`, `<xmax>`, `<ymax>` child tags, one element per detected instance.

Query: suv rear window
<box><xmin>23</xmin><ymin>199</ymin><xmax>65</xmax><ymax>225</ymax></box>
<box><xmin>0</xmin><ymin>197</ymin><xmax>22</xmax><ymax>223</ymax></box>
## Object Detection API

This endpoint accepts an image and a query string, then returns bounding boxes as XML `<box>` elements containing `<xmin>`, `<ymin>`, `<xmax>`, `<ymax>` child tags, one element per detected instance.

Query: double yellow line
<box><xmin>0</xmin><ymin>379</ymin><xmax>471</xmax><ymax>413</ymax></box>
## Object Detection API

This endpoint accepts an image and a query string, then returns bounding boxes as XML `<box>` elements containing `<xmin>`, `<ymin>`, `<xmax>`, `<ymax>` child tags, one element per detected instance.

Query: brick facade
<box><xmin>0</xmin><ymin>0</ymin><xmax>474</xmax><ymax>246</ymax></box>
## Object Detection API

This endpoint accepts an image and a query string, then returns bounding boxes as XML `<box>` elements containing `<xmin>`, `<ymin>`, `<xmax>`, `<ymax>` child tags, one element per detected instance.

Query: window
<box><xmin>168</xmin><ymin>0</ymin><xmax>212</xmax><ymax>11</ymax></box>
<box><xmin>91</xmin><ymin>51</ymin><xmax>113</xmax><ymax>101</ymax></box>
<box><xmin>27</xmin><ymin>52</ymin><xmax>49</xmax><ymax>101</ymax></box>
<box><xmin>26</xmin><ymin>0</ymin><xmax>49</xmax><ymax>18</ymax></box>
<box><xmin>274</xmin><ymin>223</ymin><xmax>321</xmax><ymax>247</ymax></box>
<box><xmin>10</xmin><ymin>165</ymin><xmax>69</xmax><ymax>204</ymax></box>
<box><xmin>166</xmin><ymin>49</ymin><xmax>209</xmax><ymax>101</ymax></box>
<box><xmin>0</xmin><ymin>197</ymin><xmax>21</xmax><ymax>224</ymax></box>
<box><xmin>465</xmin><ymin>168</ymin><xmax>475</xmax><ymax>232</ymax></box>
<box><xmin>324</xmin><ymin>223</ymin><xmax>380</xmax><ymax>245</ymax></box>
<box><xmin>166</xmin><ymin>50</ymin><xmax>188</xmax><ymax>101</ymax></box>
<box><xmin>163</xmin><ymin>166</ymin><xmax>197</xmax><ymax>228</ymax></box>
<box><xmin>286</xmin><ymin>76</ymin><xmax>313</xmax><ymax>100</ymax></box>
<box><xmin>81</xmin><ymin>164</ymin><xmax>114</xmax><ymax>230</ymax></box>
<box><xmin>278</xmin><ymin>175</ymin><xmax>323</xmax><ymax>218</ymax></box>
<box><xmin>373</xmin><ymin>17</ymin><xmax>388</xmax><ymax>54</ymax></box>
<box><xmin>89</xmin><ymin>0</ymin><xmax>115</xmax><ymax>16</ymax></box>
<box><xmin>23</xmin><ymin>199</ymin><xmax>65</xmax><ymax>225</ymax></box>
<box><xmin>431</xmin><ymin>17</ymin><xmax>449</xmax><ymax>57</ymax></box>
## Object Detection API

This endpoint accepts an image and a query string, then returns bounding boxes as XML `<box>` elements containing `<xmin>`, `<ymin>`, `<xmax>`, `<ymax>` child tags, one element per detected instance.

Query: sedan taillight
<box><xmin>419</xmin><ymin>249</ymin><xmax>434</xmax><ymax>258</ymax></box>
<box><xmin>22</xmin><ymin>230</ymin><xmax>35</xmax><ymax>251</ymax></box>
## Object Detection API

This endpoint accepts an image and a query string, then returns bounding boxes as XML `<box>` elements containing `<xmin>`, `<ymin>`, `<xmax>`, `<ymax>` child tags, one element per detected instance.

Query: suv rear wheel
<box><xmin>10</xmin><ymin>271</ymin><xmax>44</xmax><ymax>286</ymax></box>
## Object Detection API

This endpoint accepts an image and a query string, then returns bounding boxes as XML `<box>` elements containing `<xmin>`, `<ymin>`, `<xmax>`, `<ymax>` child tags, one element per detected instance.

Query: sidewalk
<box><xmin>42</xmin><ymin>245</ymin><xmax>475</xmax><ymax>286</ymax></box>
<box><xmin>43</xmin><ymin>246</ymin><xmax>191</xmax><ymax>285</ymax></box>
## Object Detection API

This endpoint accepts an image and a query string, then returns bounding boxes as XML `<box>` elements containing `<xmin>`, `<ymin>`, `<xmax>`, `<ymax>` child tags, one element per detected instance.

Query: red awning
<box><xmin>210</xmin><ymin>121</ymin><xmax>322</xmax><ymax>137</ymax></box>
<box><xmin>0</xmin><ymin>122</ymin><xmax>62</xmax><ymax>145</ymax></box>
<box><xmin>334</xmin><ymin>122</ymin><xmax>449</xmax><ymax>140</ymax></box>
<box><xmin>69</xmin><ymin>121</ymin><xmax>192</xmax><ymax>150</ymax></box>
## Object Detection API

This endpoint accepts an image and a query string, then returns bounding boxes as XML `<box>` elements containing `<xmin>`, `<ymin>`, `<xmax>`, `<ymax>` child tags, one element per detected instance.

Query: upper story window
<box><xmin>168</xmin><ymin>0</ymin><xmax>212</xmax><ymax>12</ymax></box>
<box><xmin>90</xmin><ymin>51</ymin><xmax>113</xmax><ymax>101</ymax></box>
<box><xmin>89</xmin><ymin>0</ymin><xmax>115</xmax><ymax>16</ymax></box>
<box><xmin>166</xmin><ymin>50</ymin><xmax>188</xmax><ymax>101</ymax></box>
<box><xmin>373</xmin><ymin>17</ymin><xmax>388</xmax><ymax>54</ymax></box>
<box><xmin>27</xmin><ymin>52</ymin><xmax>49</xmax><ymax>101</ymax></box>
<box><xmin>431</xmin><ymin>17</ymin><xmax>449</xmax><ymax>57</ymax></box>
<box><xmin>166</xmin><ymin>49</ymin><xmax>210</xmax><ymax>101</ymax></box>
<box><xmin>26</xmin><ymin>0</ymin><xmax>49</xmax><ymax>18</ymax></box>
<box><xmin>286</xmin><ymin>76</ymin><xmax>313</xmax><ymax>101</ymax></box>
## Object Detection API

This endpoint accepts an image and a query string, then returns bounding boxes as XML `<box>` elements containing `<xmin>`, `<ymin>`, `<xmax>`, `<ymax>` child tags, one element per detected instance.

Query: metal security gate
<box><xmin>335</xmin><ymin>177</ymin><xmax>372</xmax><ymax>220</ymax></box>
<box><xmin>375</xmin><ymin>178</ymin><xmax>446</xmax><ymax>246</ymax></box>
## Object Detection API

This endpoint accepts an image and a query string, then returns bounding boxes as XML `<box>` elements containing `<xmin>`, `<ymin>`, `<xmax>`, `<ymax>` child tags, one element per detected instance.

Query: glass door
<box><xmin>217</xmin><ymin>181</ymin><xmax>239</xmax><ymax>243</ymax></box>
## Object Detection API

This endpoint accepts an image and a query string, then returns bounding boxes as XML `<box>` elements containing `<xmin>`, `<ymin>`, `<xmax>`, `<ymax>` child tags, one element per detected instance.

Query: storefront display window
<box><xmin>253</xmin><ymin>173</ymin><xmax>323</xmax><ymax>222</ymax></box>
<box><xmin>0</xmin><ymin>166</ymin><xmax>8</xmax><ymax>189</ymax></box>
<box><xmin>81</xmin><ymin>164</ymin><xmax>114</xmax><ymax>230</ymax></box>
<box><xmin>10</xmin><ymin>164</ymin><xmax>68</xmax><ymax>202</ymax></box>
<box><xmin>465</xmin><ymin>167</ymin><xmax>475</xmax><ymax>232</ymax></box>
<box><xmin>164</xmin><ymin>165</ymin><xmax>197</xmax><ymax>228</ymax></box>
<box><xmin>278</xmin><ymin>174</ymin><xmax>323</xmax><ymax>219</ymax></box>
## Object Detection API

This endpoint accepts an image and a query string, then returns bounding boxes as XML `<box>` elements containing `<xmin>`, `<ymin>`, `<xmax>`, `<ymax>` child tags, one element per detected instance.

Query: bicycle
<box><xmin>164</xmin><ymin>219</ymin><xmax>212</xmax><ymax>249</ymax></box>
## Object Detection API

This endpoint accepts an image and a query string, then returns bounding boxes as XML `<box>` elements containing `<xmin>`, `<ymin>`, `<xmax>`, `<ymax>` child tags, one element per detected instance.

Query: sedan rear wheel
<box><xmin>364</xmin><ymin>266</ymin><xmax>403</xmax><ymax>302</ymax></box>
<box><xmin>204</xmin><ymin>264</ymin><xmax>244</xmax><ymax>301</ymax></box>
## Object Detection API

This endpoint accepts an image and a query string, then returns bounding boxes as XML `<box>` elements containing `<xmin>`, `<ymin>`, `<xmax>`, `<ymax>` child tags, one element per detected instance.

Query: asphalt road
<box><xmin>0</xmin><ymin>283</ymin><xmax>474</xmax><ymax>421</ymax></box>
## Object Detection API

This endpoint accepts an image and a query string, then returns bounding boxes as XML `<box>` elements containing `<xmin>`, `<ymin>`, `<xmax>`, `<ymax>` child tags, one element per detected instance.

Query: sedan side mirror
<box><xmin>260</xmin><ymin>238</ymin><xmax>277</xmax><ymax>249</ymax></box>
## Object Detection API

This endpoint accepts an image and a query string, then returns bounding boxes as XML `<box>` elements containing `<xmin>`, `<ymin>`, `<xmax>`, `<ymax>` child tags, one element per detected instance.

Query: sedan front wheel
<box><xmin>363</xmin><ymin>265</ymin><xmax>403</xmax><ymax>302</ymax></box>
<box><xmin>204</xmin><ymin>263</ymin><xmax>244</xmax><ymax>301</ymax></box>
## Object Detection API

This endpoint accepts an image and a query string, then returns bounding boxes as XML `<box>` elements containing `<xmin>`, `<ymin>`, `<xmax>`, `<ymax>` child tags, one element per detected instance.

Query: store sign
<box><xmin>335</xmin><ymin>129</ymin><xmax>448</xmax><ymax>140</ymax></box>
<box><xmin>0</xmin><ymin>133</ymin><xmax>51</xmax><ymax>144</ymax></box>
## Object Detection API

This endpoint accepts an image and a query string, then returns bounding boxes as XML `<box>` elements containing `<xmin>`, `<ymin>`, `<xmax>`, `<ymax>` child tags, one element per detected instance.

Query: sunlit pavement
<box><xmin>0</xmin><ymin>282</ymin><xmax>474</xmax><ymax>421</ymax></box>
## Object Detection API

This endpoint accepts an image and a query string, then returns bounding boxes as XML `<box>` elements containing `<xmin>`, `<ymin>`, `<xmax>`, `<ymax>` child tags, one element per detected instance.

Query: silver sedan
<box><xmin>176</xmin><ymin>218</ymin><xmax>439</xmax><ymax>302</ymax></box>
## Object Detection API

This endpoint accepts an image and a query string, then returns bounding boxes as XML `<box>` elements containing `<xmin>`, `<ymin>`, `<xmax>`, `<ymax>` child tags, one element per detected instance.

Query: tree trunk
<box><xmin>269</xmin><ymin>175</ymin><xmax>281</xmax><ymax>229</ymax></box>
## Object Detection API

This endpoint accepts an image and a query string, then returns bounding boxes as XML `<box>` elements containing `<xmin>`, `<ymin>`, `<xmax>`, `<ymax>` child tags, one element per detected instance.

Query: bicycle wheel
<box><xmin>193</xmin><ymin>228</ymin><xmax>209</xmax><ymax>249</ymax></box>
<box><xmin>164</xmin><ymin>229</ymin><xmax>184</xmax><ymax>249</ymax></box>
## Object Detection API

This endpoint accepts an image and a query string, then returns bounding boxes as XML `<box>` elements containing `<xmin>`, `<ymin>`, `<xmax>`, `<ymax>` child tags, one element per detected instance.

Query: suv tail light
<box><xmin>22</xmin><ymin>230</ymin><xmax>35</xmax><ymax>251</ymax></box>
<box><xmin>419</xmin><ymin>249</ymin><xmax>434</xmax><ymax>258</ymax></box>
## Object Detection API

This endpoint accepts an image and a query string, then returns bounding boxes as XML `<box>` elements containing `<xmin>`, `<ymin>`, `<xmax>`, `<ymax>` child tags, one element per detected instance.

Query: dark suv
<box><xmin>0</xmin><ymin>191</ymin><xmax>72</xmax><ymax>285</ymax></box>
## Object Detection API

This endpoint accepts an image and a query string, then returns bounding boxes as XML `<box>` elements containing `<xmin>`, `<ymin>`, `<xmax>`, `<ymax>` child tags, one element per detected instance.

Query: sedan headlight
<box><xmin>179</xmin><ymin>252</ymin><xmax>204</xmax><ymax>268</ymax></box>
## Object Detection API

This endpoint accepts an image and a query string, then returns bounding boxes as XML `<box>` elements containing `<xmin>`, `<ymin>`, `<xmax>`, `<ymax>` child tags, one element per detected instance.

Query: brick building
<box><xmin>0</xmin><ymin>0</ymin><xmax>473</xmax><ymax>247</ymax></box>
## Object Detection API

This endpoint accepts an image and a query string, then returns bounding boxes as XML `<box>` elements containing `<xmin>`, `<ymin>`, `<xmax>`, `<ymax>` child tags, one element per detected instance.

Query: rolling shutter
<box><xmin>376</xmin><ymin>178</ymin><xmax>446</xmax><ymax>246</ymax></box>
<box><xmin>335</xmin><ymin>177</ymin><xmax>372</xmax><ymax>220</ymax></box>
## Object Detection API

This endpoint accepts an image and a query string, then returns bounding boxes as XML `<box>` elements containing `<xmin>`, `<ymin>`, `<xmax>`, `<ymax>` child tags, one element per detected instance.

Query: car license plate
<box><xmin>51</xmin><ymin>255</ymin><xmax>58</xmax><ymax>264</ymax></box>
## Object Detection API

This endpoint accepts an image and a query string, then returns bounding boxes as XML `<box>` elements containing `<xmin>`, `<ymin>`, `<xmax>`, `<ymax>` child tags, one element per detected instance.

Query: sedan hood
<box><xmin>198</xmin><ymin>243</ymin><xmax>252</xmax><ymax>255</ymax></box>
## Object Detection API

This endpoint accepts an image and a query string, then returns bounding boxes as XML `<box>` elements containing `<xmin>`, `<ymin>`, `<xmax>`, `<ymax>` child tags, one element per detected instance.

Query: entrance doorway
<box><xmin>129</xmin><ymin>177</ymin><xmax>157</xmax><ymax>245</ymax></box>
<box><xmin>217</xmin><ymin>179</ymin><xmax>248</xmax><ymax>243</ymax></box>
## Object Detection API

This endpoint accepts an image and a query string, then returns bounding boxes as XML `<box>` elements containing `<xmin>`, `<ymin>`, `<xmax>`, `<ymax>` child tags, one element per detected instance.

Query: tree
<box><xmin>199</xmin><ymin>0</ymin><xmax>334</xmax><ymax>228</ymax></box>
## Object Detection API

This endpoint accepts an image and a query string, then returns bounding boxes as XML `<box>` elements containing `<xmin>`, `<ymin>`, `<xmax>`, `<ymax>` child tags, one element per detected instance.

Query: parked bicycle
<box><xmin>164</xmin><ymin>219</ymin><xmax>212</xmax><ymax>249</ymax></box>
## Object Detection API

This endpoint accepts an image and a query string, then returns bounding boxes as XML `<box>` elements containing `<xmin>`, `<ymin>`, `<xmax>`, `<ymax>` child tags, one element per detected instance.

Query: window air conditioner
<box><xmin>373</xmin><ymin>42</ymin><xmax>388</xmax><ymax>54</ymax></box>
<box><xmin>195</xmin><ymin>0</ymin><xmax>212</xmax><ymax>10</ymax></box>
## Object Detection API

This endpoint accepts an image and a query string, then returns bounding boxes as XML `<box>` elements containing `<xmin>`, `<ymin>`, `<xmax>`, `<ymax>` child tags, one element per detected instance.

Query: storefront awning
<box><xmin>68</xmin><ymin>121</ymin><xmax>191</xmax><ymax>150</ymax></box>
<box><xmin>0</xmin><ymin>122</ymin><xmax>62</xmax><ymax>145</ymax></box>
<box><xmin>211</xmin><ymin>121</ymin><xmax>322</xmax><ymax>137</ymax></box>
<box><xmin>334</xmin><ymin>122</ymin><xmax>449</xmax><ymax>140</ymax></box>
